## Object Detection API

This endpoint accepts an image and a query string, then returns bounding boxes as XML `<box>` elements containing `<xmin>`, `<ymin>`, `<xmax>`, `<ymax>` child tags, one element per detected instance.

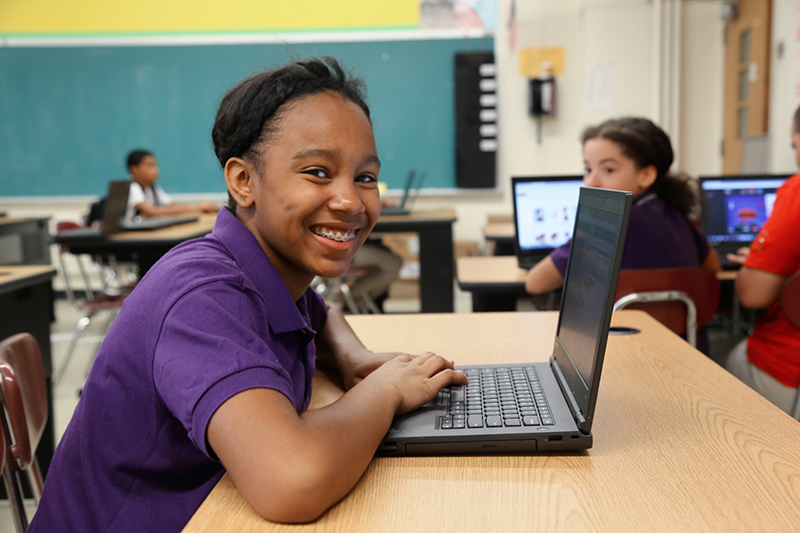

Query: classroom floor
<box><xmin>1</xmin><ymin>284</ymin><xmax>745</xmax><ymax>530</ymax></box>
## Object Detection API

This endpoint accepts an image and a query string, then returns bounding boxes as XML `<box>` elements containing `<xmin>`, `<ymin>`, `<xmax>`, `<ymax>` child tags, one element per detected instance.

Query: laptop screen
<box><xmin>699</xmin><ymin>174</ymin><xmax>791</xmax><ymax>245</ymax></box>
<box><xmin>511</xmin><ymin>175</ymin><xmax>583</xmax><ymax>255</ymax></box>
<box><xmin>552</xmin><ymin>188</ymin><xmax>631</xmax><ymax>433</ymax></box>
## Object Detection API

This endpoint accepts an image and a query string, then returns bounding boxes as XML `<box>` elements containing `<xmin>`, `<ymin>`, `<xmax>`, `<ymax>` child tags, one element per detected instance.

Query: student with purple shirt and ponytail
<box><xmin>525</xmin><ymin>117</ymin><xmax>720</xmax><ymax>330</ymax></box>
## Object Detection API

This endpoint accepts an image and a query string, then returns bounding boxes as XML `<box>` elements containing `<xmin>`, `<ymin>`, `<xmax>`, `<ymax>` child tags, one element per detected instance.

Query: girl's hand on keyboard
<box><xmin>366</xmin><ymin>352</ymin><xmax>470</xmax><ymax>415</ymax></box>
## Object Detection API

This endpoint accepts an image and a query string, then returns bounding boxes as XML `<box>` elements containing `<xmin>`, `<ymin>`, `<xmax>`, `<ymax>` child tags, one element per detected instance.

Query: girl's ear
<box><xmin>224</xmin><ymin>157</ymin><xmax>256</xmax><ymax>209</ymax></box>
<box><xmin>638</xmin><ymin>164</ymin><xmax>658</xmax><ymax>190</ymax></box>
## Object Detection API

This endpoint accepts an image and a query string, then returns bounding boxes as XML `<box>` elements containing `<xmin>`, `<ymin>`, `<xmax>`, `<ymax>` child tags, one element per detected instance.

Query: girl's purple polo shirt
<box><xmin>550</xmin><ymin>193</ymin><xmax>709</xmax><ymax>276</ymax></box>
<box><xmin>30</xmin><ymin>208</ymin><xmax>327</xmax><ymax>532</ymax></box>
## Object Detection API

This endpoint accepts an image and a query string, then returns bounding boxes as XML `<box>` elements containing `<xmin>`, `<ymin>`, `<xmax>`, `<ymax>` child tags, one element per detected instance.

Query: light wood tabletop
<box><xmin>483</xmin><ymin>221</ymin><xmax>514</xmax><ymax>241</ymax></box>
<box><xmin>377</xmin><ymin>207</ymin><xmax>456</xmax><ymax>224</ymax></box>
<box><xmin>107</xmin><ymin>213</ymin><xmax>217</xmax><ymax>242</ymax></box>
<box><xmin>457</xmin><ymin>255</ymin><xmax>526</xmax><ymax>286</ymax></box>
<box><xmin>0</xmin><ymin>216</ymin><xmax>49</xmax><ymax>225</ymax></box>
<box><xmin>0</xmin><ymin>264</ymin><xmax>57</xmax><ymax>293</ymax></box>
<box><xmin>183</xmin><ymin>310</ymin><xmax>800</xmax><ymax>532</ymax></box>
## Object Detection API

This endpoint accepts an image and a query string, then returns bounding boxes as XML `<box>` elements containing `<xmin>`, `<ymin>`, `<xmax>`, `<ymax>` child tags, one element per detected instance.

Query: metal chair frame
<box><xmin>55</xmin><ymin>221</ymin><xmax>128</xmax><ymax>386</ymax></box>
<box><xmin>0</xmin><ymin>333</ymin><xmax>48</xmax><ymax>532</ymax></box>
<box><xmin>614</xmin><ymin>289</ymin><xmax>698</xmax><ymax>347</ymax></box>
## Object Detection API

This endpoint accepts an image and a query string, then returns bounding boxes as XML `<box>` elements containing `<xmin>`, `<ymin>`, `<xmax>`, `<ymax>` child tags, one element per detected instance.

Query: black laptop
<box><xmin>377</xmin><ymin>187</ymin><xmax>633</xmax><ymax>455</ymax></box>
<box><xmin>382</xmin><ymin>171</ymin><xmax>426</xmax><ymax>216</ymax></box>
<box><xmin>58</xmin><ymin>181</ymin><xmax>198</xmax><ymax>239</ymax></box>
<box><xmin>699</xmin><ymin>174</ymin><xmax>790</xmax><ymax>267</ymax></box>
<box><xmin>511</xmin><ymin>175</ymin><xmax>583</xmax><ymax>268</ymax></box>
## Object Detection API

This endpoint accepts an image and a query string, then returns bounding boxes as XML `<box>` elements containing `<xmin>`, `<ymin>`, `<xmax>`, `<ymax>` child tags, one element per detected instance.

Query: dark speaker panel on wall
<box><xmin>455</xmin><ymin>51</ymin><xmax>497</xmax><ymax>188</ymax></box>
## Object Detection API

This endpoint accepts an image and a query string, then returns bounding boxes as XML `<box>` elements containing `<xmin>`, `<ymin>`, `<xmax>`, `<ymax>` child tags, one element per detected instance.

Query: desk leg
<box><xmin>418</xmin><ymin>225</ymin><xmax>454</xmax><ymax>313</ymax></box>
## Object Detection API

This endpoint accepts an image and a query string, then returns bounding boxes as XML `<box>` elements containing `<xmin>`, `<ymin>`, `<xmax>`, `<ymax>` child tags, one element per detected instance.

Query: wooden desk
<box><xmin>483</xmin><ymin>221</ymin><xmax>514</xmax><ymax>256</ymax></box>
<box><xmin>458</xmin><ymin>257</ymin><xmax>741</xmax><ymax>314</ymax></box>
<box><xmin>0</xmin><ymin>216</ymin><xmax>51</xmax><ymax>265</ymax></box>
<box><xmin>375</xmin><ymin>208</ymin><xmax>457</xmax><ymax>313</ymax></box>
<box><xmin>0</xmin><ymin>265</ymin><xmax>57</xmax><ymax>475</ymax></box>
<box><xmin>457</xmin><ymin>255</ymin><xmax>527</xmax><ymax>312</ymax></box>
<box><xmin>52</xmin><ymin>214</ymin><xmax>217</xmax><ymax>276</ymax></box>
<box><xmin>53</xmin><ymin>209</ymin><xmax>458</xmax><ymax>313</ymax></box>
<box><xmin>184</xmin><ymin>311</ymin><xmax>800</xmax><ymax>532</ymax></box>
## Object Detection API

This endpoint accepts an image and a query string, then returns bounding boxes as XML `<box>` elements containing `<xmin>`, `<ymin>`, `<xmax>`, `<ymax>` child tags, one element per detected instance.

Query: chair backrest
<box><xmin>0</xmin><ymin>412</ymin><xmax>6</xmax><ymax>474</ymax></box>
<box><xmin>614</xmin><ymin>268</ymin><xmax>721</xmax><ymax>340</ymax></box>
<box><xmin>0</xmin><ymin>333</ymin><xmax>48</xmax><ymax>470</ymax></box>
<box><xmin>780</xmin><ymin>273</ymin><xmax>800</xmax><ymax>420</ymax></box>
<box><xmin>781</xmin><ymin>272</ymin><xmax>800</xmax><ymax>329</ymax></box>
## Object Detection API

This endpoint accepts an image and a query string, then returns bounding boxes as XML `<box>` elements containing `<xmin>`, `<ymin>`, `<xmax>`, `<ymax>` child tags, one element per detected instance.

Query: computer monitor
<box><xmin>511</xmin><ymin>175</ymin><xmax>583</xmax><ymax>268</ymax></box>
<box><xmin>699</xmin><ymin>173</ymin><xmax>791</xmax><ymax>257</ymax></box>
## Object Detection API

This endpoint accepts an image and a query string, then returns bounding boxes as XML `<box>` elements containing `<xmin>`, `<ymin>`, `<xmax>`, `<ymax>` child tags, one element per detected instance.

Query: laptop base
<box><xmin>376</xmin><ymin>361</ymin><xmax>589</xmax><ymax>457</ymax></box>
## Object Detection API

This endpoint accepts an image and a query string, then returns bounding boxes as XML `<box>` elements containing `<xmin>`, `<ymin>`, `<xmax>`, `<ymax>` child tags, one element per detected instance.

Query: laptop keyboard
<box><xmin>439</xmin><ymin>367</ymin><xmax>554</xmax><ymax>429</ymax></box>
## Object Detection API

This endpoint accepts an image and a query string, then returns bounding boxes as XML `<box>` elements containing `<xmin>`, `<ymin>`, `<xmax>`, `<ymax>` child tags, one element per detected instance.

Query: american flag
<box><xmin>508</xmin><ymin>0</ymin><xmax>518</xmax><ymax>50</ymax></box>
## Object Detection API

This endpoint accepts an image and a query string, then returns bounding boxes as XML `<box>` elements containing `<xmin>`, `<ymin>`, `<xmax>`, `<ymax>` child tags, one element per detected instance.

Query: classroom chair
<box><xmin>779</xmin><ymin>272</ymin><xmax>800</xmax><ymax>420</ymax></box>
<box><xmin>613</xmin><ymin>268</ymin><xmax>720</xmax><ymax>349</ymax></box>
<box><xmin>314</xmin><ymin>267</ymin><xmax>381</xmax><ymax>314</ymax></box>
<box><xmin>54</xmin><ymin>221</ymin><xmax>129</xmax><ymax>386</ymax></box>
<box><xmin>0</xmin><ymin>333</ymin><xmax>48</xmax><ymax>533</ymax></box>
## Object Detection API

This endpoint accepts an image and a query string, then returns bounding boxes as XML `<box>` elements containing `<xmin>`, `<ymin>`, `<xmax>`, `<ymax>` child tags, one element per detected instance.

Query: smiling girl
<box><xmin>30</xmin><ymin>57</ymin><xmax>468</xmax><ymax>532</ymax></box>
<box><xmin>525</xmin><ymin>117</ymin><xmax>719</xmax><ymax>296</ymax></box>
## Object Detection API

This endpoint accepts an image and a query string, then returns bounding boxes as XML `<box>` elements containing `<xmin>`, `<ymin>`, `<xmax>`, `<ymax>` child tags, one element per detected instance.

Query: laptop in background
<box><xmin>511</xmin><ymin>175</ymin><xmax>583</xmax><ymax>269</ymax></box>
<box><xmin>699</xmin><ymin>174</ymin><xmax>791</xmax><ymax>268</ymax></box>
<box><xmin>382</xmin><ymin>171</ymin><xmax>426</xmax><ymax>216</ymax></box>
<box><xmin>377</xmin><ymin>187</ymin><xmax>633</xmax><ymax>456</ymax></box>
<box><xmin>125</xmin><ymin>214</ymin><xmax>198</xmax><ymax>231</ymax></box>
<box><xmin>57</xmin><ymin>180</ymin><xmax>198</xmax><ymax>239</ymax></box>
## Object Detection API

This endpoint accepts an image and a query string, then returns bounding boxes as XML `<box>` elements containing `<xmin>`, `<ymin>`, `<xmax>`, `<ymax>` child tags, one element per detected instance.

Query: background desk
<box><xmin>52</xmin><ymin>214</ymin><xmax>217</xmax><ymax>276</ymax></box>
<box><xmin>483</xmin><ymin>221</ymin><xmax>514</xmax><ymax>256</ymax></box>
<box><xmin>457</xmin><ymin>255</ymin><xmax>527</xmax><ymax>312</ymax></box>
<box><xmin>0</xmin><ymin>265</ymin><xmax>57</xmax><ymax>475</ymax></box>
<box><xmin>53</xmin><ymin>209</ymin><xmax>458</xmax><ymax>312</ymax></box>
<box><xmin>375</xmin><ymin>208</ymin><xmax>456</xmax><ymax>313</ymax></box>
<box><xmin>184</xmin><ymin>311</ymin><xmax>800</xmax><ymax>532</ymax></box>
<box><xmin>0</xmin><ymin>216</ymin><xmax>51</xmax><ymax>265</ymax></box>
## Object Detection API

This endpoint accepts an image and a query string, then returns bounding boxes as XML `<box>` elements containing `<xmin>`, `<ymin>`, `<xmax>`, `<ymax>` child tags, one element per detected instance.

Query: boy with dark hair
<box><xmin>125</xmin><ymin>148</ymin><xmax>218</xmax><ymax>223</ymax></box>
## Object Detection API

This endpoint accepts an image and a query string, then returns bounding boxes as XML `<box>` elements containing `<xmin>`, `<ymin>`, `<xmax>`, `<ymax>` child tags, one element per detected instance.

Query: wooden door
<box><xmin>723</xmin><ymin>0</ymin><xmax>772</xmax><ymax>173</ymax></box>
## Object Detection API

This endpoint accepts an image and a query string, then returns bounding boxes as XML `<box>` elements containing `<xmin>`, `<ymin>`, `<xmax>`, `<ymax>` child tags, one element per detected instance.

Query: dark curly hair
<box><xmin>581</xmin><ymin>117</ymin><xmax>698</xmax><ymax>216</ymax></box>
<box><xmin>126</xmin><ymin>149</ymin><xmax>154</xmax><ymax>171</ymax></box>
<box><xmin>211</xmin><ymin>57</ymin><xmax>371</xmax><ymax>211</ymax></box>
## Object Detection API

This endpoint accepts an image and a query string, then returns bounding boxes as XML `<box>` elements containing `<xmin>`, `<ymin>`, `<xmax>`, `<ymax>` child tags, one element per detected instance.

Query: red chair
<box><xmin>613</xmin><ymin>268</ymin><xmax>720</xmax><ymax>349</ymax></box>
<box><xmin>0</xmin><ymin>333</ymin><xmax>48</xmax><ymax>532</ymax></box>
<box><xmin>779</xmin><ymin>272</ymin><xmax>800</xmax><ymax>420</ymax></box>
<box><xmin>55</xmin><ymin>221</ymin><xmax>130</xmax><ymax>385</ymax></box>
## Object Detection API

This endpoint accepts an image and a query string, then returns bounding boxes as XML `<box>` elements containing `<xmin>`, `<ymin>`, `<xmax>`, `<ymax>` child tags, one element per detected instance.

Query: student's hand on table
<box><xmin>726</xmin><ymin>246</ymin><xmax>750</xmax><ymax>266</ymax></box>
<box><xmin>363</xmin><ymin>352</ymin><xmax>470</xmax><ymax>415</ymax></box>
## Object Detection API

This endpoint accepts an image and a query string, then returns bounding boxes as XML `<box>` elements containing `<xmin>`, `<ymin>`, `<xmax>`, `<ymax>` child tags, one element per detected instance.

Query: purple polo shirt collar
<box><xmin>211</xmin><ymin>207</ymin><xmax>314</xmax><ymax>336</ymax></box>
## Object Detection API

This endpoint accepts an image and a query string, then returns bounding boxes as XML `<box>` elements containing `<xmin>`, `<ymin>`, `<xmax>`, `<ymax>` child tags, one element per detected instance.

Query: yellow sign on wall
<box><xmin>519</xmin><ymin>47</ymin><xmax>566</xmax><ymax>78</ymax></box>
<box><xmin>0</xmin><ymin>0</ymin><xmax>419</xmax><ymax>35</ymax></box>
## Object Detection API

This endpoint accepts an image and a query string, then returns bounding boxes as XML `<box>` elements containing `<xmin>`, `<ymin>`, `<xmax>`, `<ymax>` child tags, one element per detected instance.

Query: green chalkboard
<box><xmin>0</xmin><ymin>37</ymin><xmax>493</xmax><ymax>197</ymax></box>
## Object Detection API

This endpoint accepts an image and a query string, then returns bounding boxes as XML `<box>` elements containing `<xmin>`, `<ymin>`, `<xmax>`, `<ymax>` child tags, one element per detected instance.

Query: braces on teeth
<box><xmin>313</xmin><ymin>228</ymin><xmax>356</xmax><ymax>242</ymax></box>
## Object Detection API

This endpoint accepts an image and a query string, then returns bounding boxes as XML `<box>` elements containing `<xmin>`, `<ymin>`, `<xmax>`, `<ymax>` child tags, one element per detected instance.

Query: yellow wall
<box><xmin>0</xmin><ymin>0</ymin><xmax>419</xmax><ymax>35</ymax></box>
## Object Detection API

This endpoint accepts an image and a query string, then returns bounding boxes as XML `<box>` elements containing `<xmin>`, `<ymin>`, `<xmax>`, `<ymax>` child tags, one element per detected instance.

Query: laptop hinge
<box><xmin>549</xmin><ymin>356</ymin><xmax>586</xmax><ymax>426</ymax></box>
